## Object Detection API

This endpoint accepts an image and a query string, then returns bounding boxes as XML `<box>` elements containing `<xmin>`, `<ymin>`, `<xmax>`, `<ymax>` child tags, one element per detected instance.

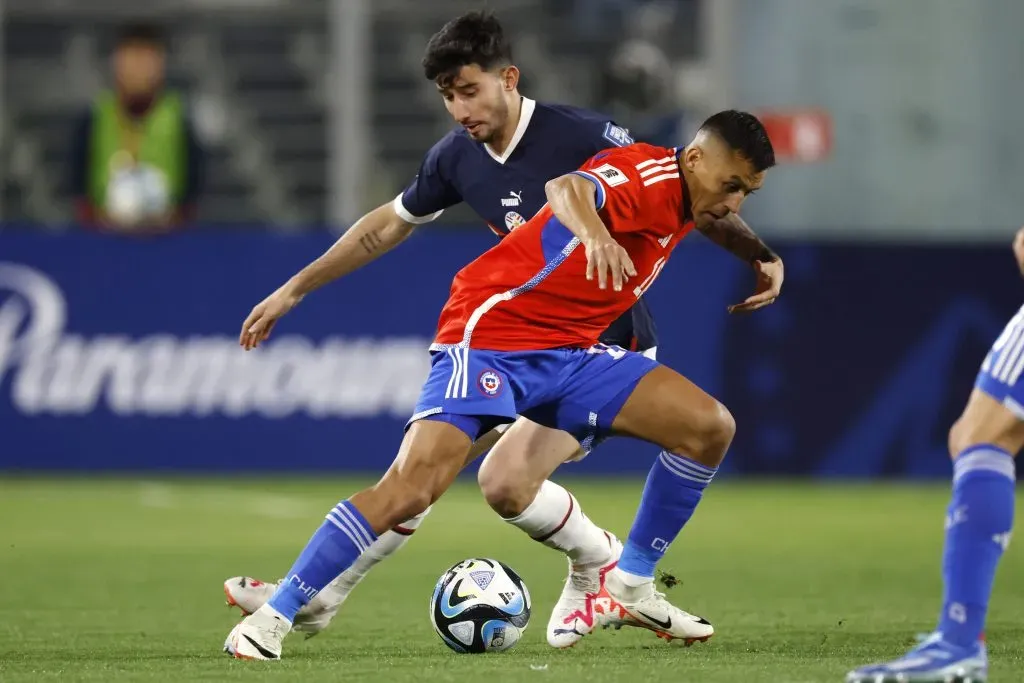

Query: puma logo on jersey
<box><xmin>501</xmin><ymin>190</ymin><xmax>523</xmax><ymax>207</ymax></box>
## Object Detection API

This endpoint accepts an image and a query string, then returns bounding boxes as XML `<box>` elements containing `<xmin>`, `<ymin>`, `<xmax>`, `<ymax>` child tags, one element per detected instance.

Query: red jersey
<box><xmin>431</xmin><ymin>143</ymin><xmax>695</xmax><ymax>351</ymax></box>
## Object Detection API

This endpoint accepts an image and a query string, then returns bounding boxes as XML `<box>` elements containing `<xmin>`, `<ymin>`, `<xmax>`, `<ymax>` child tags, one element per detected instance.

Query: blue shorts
<box><xmin>408</xmin><ymin>344</ymin><xmax>659</xmax><ymax>449</ymax></box>
<box><xmin>975</xmin><ymin>304</ymin><xmax>1024</xmax><ymax>419</ymax></box>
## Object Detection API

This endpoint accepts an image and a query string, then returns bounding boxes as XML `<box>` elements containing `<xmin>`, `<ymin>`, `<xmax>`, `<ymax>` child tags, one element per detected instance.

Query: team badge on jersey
<box><xmin>592</xmin><ymin>163</ymin><xmax>629</xmax><ymax>187</ymax></box>
<box><xmin>478</xmin><ymin>370</ymin><xmax>503</xmax><ymax>397</ymax></box>
<box><xmin>504</xmin><ymin>211</ymin><xmax>526</xmax><ymax>231</ymax></box>
<box><xmin>603</xmin><ymin>122</ymin><xmax>634</xmax><ymax>147</ymax></box>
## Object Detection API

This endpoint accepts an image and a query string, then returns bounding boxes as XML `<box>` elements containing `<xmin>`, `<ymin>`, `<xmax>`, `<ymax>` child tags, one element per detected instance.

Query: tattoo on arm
<box><xmin>699</xmin><ymin>214</ymin><xmax>777</xmax><ymax>265</ymax></box>
<box><xmin>358</xmin><ymin>230</ymin><xmax>384</xmax><ymax>255</ymax></box>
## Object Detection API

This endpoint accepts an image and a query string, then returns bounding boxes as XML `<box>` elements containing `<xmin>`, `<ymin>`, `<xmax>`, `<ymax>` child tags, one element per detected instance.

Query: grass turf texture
<box><xmin>1</xmin><ymin>478</ymin><xmax>1022</xmax><ymax>682</ymax></box>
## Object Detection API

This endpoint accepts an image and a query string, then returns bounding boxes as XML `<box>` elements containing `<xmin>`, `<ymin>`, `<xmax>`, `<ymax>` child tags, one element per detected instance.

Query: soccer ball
<box><xmin>429</xmin><ymin>558</ymin><xmax>531</xmax><ymax>653</ymax></box>
<box><xmin>105</xmin><ymin>164</ymin><xmax>170</xmax><ymax>226</ymax></box>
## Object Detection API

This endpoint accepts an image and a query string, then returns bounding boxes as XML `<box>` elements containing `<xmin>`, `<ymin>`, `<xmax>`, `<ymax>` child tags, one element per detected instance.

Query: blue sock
<box><xmin>266</xmin><ymin>500</ymin><xmax>377</xmax><ymax>621</ymax></box>
<box><xmin>617</xmin><ymin>451</ymin><xmax>717</xmax><ymax>578</ymax></box>
<box><xmin>938</xmin><ymin>444</ymin><xmax>1015</xmax><ymax>647</ymax></box>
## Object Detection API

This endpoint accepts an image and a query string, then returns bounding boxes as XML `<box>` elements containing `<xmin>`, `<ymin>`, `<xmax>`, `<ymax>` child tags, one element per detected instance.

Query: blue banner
<box><xmin>0</xmin><ymin>229</ymin><xmax>1019</xmax><ymax>477</ymax></box>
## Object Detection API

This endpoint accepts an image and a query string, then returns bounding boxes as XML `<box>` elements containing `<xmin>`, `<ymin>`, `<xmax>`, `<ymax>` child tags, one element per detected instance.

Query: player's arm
<box><xmin>240</xmin><ymin>138</ymin><xmax>462</xmax><ymax>350</ymax></box>
<box><xmin>544</xmin><ymin>173</ymin><xmax>637</xmax><ymax>291</ymax></box>
<box><xmin>289</xmin><ymin>203</ymin><xmax>416</xmax><ymax>294</ymax></box>
<box><xmin>699</xmin><ymin>213</ymin><xmax>778</xmax><ymax>265</ymax></box>
<box><xmin>239</xmin><ymin>203</ymin><xmax>415</xmax><ymax>350</ymax></box>
<box><xmin>700</xmin><ymin>213</ymin><xmax>785</xmax><ymax>314</ymax></box>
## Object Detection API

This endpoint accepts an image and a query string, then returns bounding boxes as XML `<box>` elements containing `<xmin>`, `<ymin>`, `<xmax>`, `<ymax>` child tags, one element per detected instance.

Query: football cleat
<box><xmin>846</xmin><ymin>632</ymin><xmax>988</xmax><ymax>682</ymax></box>
<box><xmin>594</xmin><ymin>570</ymin><xmax>714</xmax><ymax>645</ymax></box>
<box><xmin>547</xmin><ymin>533</ymin><xmax>622</xmax><ymax>649</ymax></box>
<box><xmin>228</xmin><ymin>606</ymin><xmax>292</xmax><ymax>661</ymax></box>
<box><xmin>224</xmin><ymin>576</ymin><xmax>346</xmax><ymax>637</ymax></box>
<box><xmin>223</xmin><ymin>622</ymin><xmax>242</xmax><ymax>656</ymax></box>
<box><xmin>223</xmin><ymin>577</ymin><xmax>275</xmax><ymax>617</ymax></box>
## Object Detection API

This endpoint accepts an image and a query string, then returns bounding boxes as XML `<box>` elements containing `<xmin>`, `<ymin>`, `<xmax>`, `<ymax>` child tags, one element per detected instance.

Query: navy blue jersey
<box><xmin>393</xmin><ymin>97</ymin><xmax>657</xmax><ymax>353</ymax></box>
<box><xmin>394</xmin><ymin>98</ymin><xmax>634</xmax><ymax>236</ymax></box>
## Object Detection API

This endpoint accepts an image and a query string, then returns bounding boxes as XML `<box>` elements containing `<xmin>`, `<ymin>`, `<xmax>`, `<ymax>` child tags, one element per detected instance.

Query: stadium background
<box><xmin>2</xmin><ymin>2</ymin><xmax>1024</xmax><ymax>681</ymax></box>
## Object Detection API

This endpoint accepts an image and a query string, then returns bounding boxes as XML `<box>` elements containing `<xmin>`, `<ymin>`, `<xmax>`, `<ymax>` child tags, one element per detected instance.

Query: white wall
<box><xmin>732</xmin><ymin>0</ymin><xmax>1024</xmax><ymax>241</ymax></box>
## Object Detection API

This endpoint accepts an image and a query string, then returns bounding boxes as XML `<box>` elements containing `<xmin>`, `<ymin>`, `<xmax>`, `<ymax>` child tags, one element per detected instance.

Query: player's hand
<box><xmin>239</xmin><ymin>284</ymin><xmax>303</xmax><ymax>350</ymax></box>
<box><xmin>1013</xmin><ymin>226</ymin><xmax>1024</xmax><ymax>277</ymax></box>
<box><xmin>584</xmin><ymin>235</ymin><xmax>637</xmax><ymax>291</ymax></box>
<box><xmin>728</xmin><ymin>258</ymin><xmax>784</xmax><ymax>314</ymax></box>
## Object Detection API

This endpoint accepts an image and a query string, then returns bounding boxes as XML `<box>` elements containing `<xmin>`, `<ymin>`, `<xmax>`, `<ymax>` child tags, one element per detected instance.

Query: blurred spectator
<box><xmin>595</xmin><ymin>1</ymin><xmax>694</xmax><ymax>147</ymax></box>
<box><xmin>68</xmin><ymin>23</ymin><xmax>205</xmax><ymax>234</ymax></box>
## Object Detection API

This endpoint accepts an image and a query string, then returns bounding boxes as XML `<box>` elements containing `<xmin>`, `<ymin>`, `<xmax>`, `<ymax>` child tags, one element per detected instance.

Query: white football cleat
<box><xmin>223</xmin><ymin>576</ymin><xmax>345</xmax><ymax>637</ymax></box>
<box><xmin>224</xmin><ymin>577</ymin><xmax>275</xmax><ymax>617</ymax></box>
<box><xmin>547</xmin><ymin>533</ymin><xmax>622</xmax><ymax>649</ymax></box>
<box><xmin>223</xmin><ymin>622</ymin><xmax>242</xmax><ymax>656</ymax></box>
<box><xmin>228</xmin><ymin>606</ymin><xmax>292</xmax><ymax>661</ymax></box>
<box><xmin>595</xmin><ymin>570</ymin><xmax>714</xmax><ymax>645</ymax></box>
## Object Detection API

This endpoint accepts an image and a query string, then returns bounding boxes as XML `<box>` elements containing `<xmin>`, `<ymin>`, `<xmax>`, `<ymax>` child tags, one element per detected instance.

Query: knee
<box><xmin>672</xmin><ymin>400</ymin><xmax>736</xmax><ymax>464</ymax></box>
<box><xmin>381</xmin><ymin>482</ymin><xmax>434</xmax><ymax>529</ymax></box>
<box><xmin>477</xmin><ymin>456</ymin><xmax>537</xmax><ymax>518</ymax></box>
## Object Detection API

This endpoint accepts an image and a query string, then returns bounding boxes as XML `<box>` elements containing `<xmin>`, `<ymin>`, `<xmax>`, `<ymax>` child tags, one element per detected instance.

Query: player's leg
<box><xmin>519</xmin><ymin>347</ymin><xmax>722</xmax><ymax>645</ymax></box>
<box><xmin>229</xmin><ymin>418</ymin><xmax>473</xmax><ymax>660</ymax></box>
<box><xmin>301</xmin><ymin>430</ymin><xmax>504</xmax><ymax>623</ymax></box>
<box><xmin>477</xmin><ymin>417</ymin><xmax>620</xmax><ymax>648</ymax></box>
<box><xmin>595</xmin><ymin>364</ymin><xmax>731</xmax><ymax>644</ymax></box>
<box><xmin>228</xmin><ymin>348</ymin><xmax>520</xmax><ymax>660</ymax></box>
<box><xmin>222</xmin><ymin>507</ymin><xmax>433</xmax><ymax>653</ymax></box>
<box><xmin>847</xmin><ymin>387</ymin><xmax>1023</xmax><ymax>682</ymax></box>
<box><xmin>305</xmin><ymin>425</ymin><xmax>503</xmax><ymax>613</ymax></box>
<box><xmin>223</xmin><ymin>433</ymin><xmax>501</xmax><ymax>638</ymax></box>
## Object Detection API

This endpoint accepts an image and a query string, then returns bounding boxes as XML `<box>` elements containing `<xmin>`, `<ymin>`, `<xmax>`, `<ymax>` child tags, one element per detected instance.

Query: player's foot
<box><xmin>547</xmin><ymin>533</ymin><xmax>622</xmax><ymax>649</ymax></box>
<box><xmin>224</xmin><ymin>577</ymin><xmax>275</xmax><ymax>617</ymax></box>
<box><xmin>227</xmin><ymin>606</ymin><xmax>292</xmax><ymax>661</ymax></box>
<box><xmin>595</xmin><ymin>570</ymin><xmax>714</xmax><ymax>645</ymax></box>
<box><xmin>224</xmin><ymin>576</ymin><xmax>344</xmax><ymax>637</ymax></box>
<box><xmin>845</xmin><ymin>632</ymin><xmax>987</xmax><ymax>682</ymax></box>
<box><xmin>223</xmin><ymin>621</ymin><xmax>242</xmax><ymax>656</ymax></box>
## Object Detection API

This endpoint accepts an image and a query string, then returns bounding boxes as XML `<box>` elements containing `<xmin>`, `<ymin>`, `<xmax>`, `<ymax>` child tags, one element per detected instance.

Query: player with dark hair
<box><xmin>846</xmin><ymin>230</ymin><xmax>1024</xmax><ymax>682</ymax></box>
<box><xmin>225</xmin><ymin>108</ymin><xmax>780</xmax><ymax>660</ymax></box>
<box><xmin>223</xmin><ymin>12</ymin><xmax>781</xmax><ymax>652</ymax></box>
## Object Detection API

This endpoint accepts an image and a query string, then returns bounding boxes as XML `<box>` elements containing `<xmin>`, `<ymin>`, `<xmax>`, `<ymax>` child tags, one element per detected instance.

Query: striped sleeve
<box><xmin>573</xmin><ymin>147</ymin><xmax>679</xmax><ymax>233</ymax></box>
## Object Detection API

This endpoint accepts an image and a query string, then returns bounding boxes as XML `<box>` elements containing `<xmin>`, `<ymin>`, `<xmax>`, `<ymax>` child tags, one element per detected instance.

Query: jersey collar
<box><xmin>674</xmin><ymin>147</ymin><xmax>694</xmax><ymax>222</ymax></box>
<box><xmin>484</xmin><ymin>97</ymin><xmax>536</xmax><ymax>165</ymax></box>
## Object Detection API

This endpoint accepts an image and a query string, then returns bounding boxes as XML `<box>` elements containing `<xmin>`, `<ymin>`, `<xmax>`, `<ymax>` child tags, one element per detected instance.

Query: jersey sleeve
<box><xmin>393</xmin><ymin>136</ymin><xmax>463</xmax><ymax>224</ymax></box>
<box><xmin>567</xmin><ymin>105</ymin><xmax>636</xmax><ymax>157</ymax></box>
<box><xmin>570</xmin><ymin>148</ymin><xmax>654</xmax><ymax>233</ymax></box>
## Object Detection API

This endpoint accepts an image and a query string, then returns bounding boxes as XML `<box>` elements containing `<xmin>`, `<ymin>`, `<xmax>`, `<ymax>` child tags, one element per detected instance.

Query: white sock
<box><xmin>504</xmin><ymin>480</ymin><xmax>610</xmax><ymax>566</ymax></box>
<box><xmin>613</xmin><ymin>567</ymin><xmax>652</xmax><ymax>587</ymax></box>
<box><xmin>328</xmin><ymin>506</ymin><xmax>432</xmax><ymax>591</ymax></box>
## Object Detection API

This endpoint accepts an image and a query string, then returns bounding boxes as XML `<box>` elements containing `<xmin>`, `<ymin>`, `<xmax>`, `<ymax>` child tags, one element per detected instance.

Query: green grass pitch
<box><xmin>1</xmin><ymin>478</ymin><xmax>1022</xmax><ymax>682</ymax></box>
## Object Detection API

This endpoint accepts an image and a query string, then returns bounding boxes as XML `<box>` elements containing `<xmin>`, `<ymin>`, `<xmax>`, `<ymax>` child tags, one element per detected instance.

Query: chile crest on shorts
<box><xmin>477</xmin><ymin>369</ymin><xmax>504</xmax><ymax>397</ymax></box>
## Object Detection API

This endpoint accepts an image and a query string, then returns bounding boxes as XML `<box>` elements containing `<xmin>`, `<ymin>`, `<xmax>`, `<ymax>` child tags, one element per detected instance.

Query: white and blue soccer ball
<box><xmin>429</xmin><ymin>558</ymin><xmax>531</xmax><ymax>653</ymax></box>
<box><xmin>105</xmin><ymin>163</ymin><xmax>170</xmax><ymax>226</ymax></box>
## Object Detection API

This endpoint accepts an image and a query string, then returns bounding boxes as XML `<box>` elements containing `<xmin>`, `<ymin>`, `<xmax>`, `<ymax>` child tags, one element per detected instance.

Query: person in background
<box><xmin>68</xmin><ymin>23</ymin><xmax>204</xmax><ymax>234</ymax></box>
